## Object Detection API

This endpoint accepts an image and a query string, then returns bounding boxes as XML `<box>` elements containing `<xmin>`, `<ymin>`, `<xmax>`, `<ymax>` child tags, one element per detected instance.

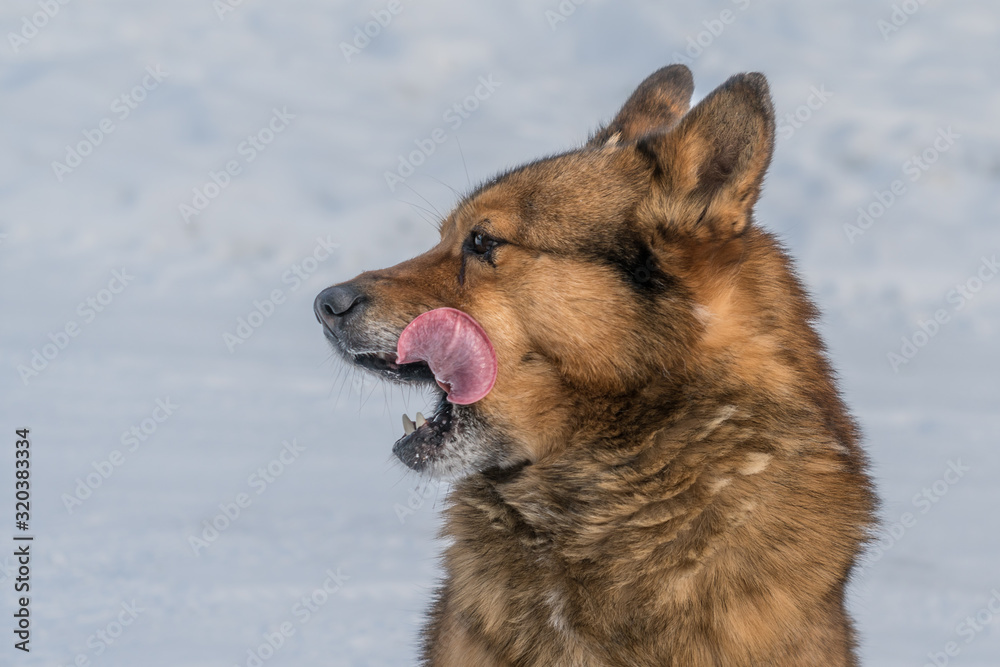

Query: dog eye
<box><xmin>473</xmin><ymin>233</ymin><xmax>491</xmax><ymax>253</ymax></box>
<box><xmin>467</xmin><ymin>230</ymin><xmax>500</xmax><ymax>257</ymax></box>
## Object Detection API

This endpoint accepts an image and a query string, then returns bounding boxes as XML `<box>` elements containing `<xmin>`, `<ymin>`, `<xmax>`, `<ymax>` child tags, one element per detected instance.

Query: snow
<box><xmin>1</xmin><ymin>1</ymin><xmax>998</xmax><ymax>665</ymax></box>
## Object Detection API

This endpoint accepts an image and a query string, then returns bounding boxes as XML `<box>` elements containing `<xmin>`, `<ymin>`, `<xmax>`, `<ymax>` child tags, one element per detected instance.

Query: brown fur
<box><xmin>316</xmin><ymin>65</ymin><xmax>877</xmax><ymax>666</ymax></box>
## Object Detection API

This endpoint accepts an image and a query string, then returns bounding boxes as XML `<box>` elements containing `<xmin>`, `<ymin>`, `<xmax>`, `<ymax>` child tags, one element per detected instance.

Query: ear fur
<box><xmin>639</xmin><ymin>72</ymin><xmax>776</xmax><ymax>238</ymax></box>
<box><xmin>589</xmin><ymin>65</ymin><xmax>694</xmax><ymax>147</ymax></box>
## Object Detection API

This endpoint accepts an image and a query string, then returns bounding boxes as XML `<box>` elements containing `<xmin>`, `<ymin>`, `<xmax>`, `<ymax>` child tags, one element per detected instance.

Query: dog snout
<box><xmin>314</xmin><ymin>282</ymin><xmax>367</xmax><ymax>329</ymax></box>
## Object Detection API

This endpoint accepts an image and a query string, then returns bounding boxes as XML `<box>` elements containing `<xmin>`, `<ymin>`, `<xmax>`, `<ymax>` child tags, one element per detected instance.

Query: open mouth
<box><xmin>324</xmin><ymin>307</ymin><xmax>498</xmax><ymax>474</ymax></box>
<box><xmin>341</xmin><ymin>349</ymin><xmax>459</xmax><ymax>471</ymax></box>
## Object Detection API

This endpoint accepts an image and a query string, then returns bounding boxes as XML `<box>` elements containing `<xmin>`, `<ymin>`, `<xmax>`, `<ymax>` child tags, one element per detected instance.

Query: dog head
<box><xmin>316</xmin><ymin>65</ymin><xmax>778</xmax><ymax>478</ymax></box>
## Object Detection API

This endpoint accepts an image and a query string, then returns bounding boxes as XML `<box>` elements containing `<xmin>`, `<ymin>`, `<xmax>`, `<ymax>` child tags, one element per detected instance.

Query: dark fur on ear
<box><xmin>638</xmin><ymin>72</ymin><xmax>776</xmax><ymax>238</ymax></box>
<box><xmin>589</xmin><ymin>64</ymin><xmax>694</xmax><ymax>147</ymax></box>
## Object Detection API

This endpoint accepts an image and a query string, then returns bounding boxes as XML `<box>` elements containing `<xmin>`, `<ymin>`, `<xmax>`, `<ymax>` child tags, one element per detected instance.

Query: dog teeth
<box><xmin>402</xmin><ymin>412</ymin><xmax>429</xmax><ymax>435</ymax></box>
<box><xmin>376</xmin><ymin>351</ymin><xmax>394</xmax><ymax>362</ymax></box>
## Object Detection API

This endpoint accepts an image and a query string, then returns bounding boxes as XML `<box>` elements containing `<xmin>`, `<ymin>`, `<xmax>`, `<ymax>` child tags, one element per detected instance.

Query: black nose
<box><xmin>314</xmin><ymin>283</ymin><xmax>365</xmax><ymax>327</ymax></box>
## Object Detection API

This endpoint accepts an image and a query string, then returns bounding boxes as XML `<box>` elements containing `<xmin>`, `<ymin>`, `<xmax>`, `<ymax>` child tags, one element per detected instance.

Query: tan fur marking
<box><xmin>739</xmin><ymin>452</ymin><xmax>773</xmax><ymax>475</ymax></box>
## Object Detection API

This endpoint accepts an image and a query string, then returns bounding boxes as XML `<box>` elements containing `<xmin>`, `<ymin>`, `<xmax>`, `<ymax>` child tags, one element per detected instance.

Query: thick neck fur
<box><xmin>432</xmin><ymin>241</ymin><xmax>876</xmax><ymax>665</ymax></box>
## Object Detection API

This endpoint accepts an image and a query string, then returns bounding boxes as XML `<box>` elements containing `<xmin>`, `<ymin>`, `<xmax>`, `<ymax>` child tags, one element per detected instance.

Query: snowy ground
<box><xmin>1</xmin><ymin>1</ymin><xmax>998</xmax><ymax>665</ymax></box>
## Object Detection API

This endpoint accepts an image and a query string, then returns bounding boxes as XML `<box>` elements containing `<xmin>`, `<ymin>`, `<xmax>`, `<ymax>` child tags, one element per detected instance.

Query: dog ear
<box><xmin>640</xmin><ymin>72</ymin><xmax>775</xmax><ymax>237</ymax></box>
<box><xmin>589</xmin><ymin>64</ymin><xmax>694</xmax><ymax>147</ymax></box>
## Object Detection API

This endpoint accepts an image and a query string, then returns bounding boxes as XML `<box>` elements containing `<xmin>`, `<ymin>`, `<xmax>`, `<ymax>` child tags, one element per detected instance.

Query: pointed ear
<box><xmin>640</xmin><ymin>72</ymin><xmax>775</xmax><ymax>237</ymax></box>
<box><xmin>588</xmin><ymin>65</ymin><xmax>694</xmax><ymax>147</ymax></box>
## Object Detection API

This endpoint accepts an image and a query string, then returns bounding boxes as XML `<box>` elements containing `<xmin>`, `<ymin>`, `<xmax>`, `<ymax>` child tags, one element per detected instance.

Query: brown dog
<box><xmin>315</xmin><ymin>65</ymin><xmax>876</xmax><ymax>666</ymax></box>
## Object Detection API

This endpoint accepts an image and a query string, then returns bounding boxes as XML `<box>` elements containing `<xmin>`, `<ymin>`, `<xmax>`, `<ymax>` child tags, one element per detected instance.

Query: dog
<box><xmin>315</xmin><ymin>65</ymin><xmax>877</xmax><ymax>666</ymax></box>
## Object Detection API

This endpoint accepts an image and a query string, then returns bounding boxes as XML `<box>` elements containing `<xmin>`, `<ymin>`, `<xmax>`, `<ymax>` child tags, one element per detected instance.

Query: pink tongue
<box><xmin>396</xmin><ymin>308</ymin><xmax>497</xmax><ymax>405</ymax></box>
